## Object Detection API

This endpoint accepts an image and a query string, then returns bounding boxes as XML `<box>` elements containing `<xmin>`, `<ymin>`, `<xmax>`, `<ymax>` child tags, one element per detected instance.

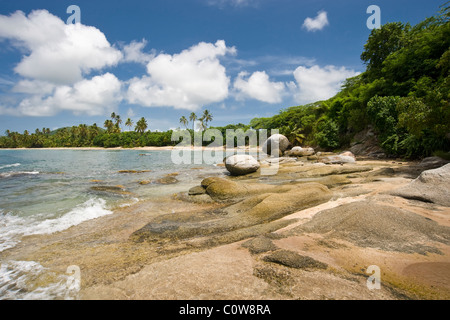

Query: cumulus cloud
<box><xmin>14</xmin><ymin>73</ymin><xmax>122</xmax><ymax>117</ymax></box>
<box><xmin>233</xmin><ymin>71</ymin><xmax>285</xmax><ymax>103</ymax></box>
<box><xmin>302</xmin><ymin>11</ymin><xmax>329</xmax><ymax>32</ymax></box>
<box><xmin>292</xmin><ymin>65</ymin><xmax>359</xmax><ymax>104</ymax></box>
<box><xmin>0</xmin><ymin>10</ymin><xmax>122</xmax><ymax>85</ymax></box>
<box><xmin>127</xmin><ymin>40</ymin><xmax>236</xmax><ymax>111</ymax></box>
<box><xmin>122</xmin><ymin>39</ymin><xmax>154</xmax><ymax>64</ymax></box>
<box><xmin>0</xmin><ymin>10</ymin><xmax>123</xmax><ymax>117</ymax></box>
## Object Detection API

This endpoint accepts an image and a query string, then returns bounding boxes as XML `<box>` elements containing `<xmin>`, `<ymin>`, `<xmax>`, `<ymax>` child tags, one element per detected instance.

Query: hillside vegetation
<box><xmin>250</xmin><ymin>4</ymin><xmax>449</xmax><ymax>158</ymax></box>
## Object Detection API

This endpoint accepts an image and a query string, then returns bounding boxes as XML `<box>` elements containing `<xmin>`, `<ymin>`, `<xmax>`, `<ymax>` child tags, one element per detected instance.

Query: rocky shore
<box><xmin>1</xmin><ymin>150</ymin><xmax>449</xmax><ymax>300</ymax></box>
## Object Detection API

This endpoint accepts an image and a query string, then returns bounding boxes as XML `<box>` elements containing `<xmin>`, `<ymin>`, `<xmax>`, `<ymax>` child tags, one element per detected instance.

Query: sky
<box><xmin>0</xmin><ymin>0</ymin><xmax>445</xmax><ymax>133</ymax></box>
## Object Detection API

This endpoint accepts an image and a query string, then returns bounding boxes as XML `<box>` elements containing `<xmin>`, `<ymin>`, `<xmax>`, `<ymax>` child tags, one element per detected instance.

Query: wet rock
<box><xmin>285</xmin><ymin>146</ymin><xmax>315</xmax><ymax>157</ymax></box>
<box><xmin>391</xmin><ymin>163</ymin><xmax>450</xmax><ymax>206</ymax></box>
<box><xmin>188</xmin><ymin>186</ymin><xmax>207</xmax><ymax>195</ymax></box>
<box><xmin>155</xmin><ymin>176</ymin><xmax>179</xmax><ymax>185</ymax></box>
<box><xmin>139</xmin><ymin>180</ymin><xmax>151</xmax><ymax>185</ymax></box>
<box><xmin>262</xmin><ymin>134</ymin><xmax>290</xmax><ymax>156</ymax></box>
<box><xmin>90</xmin><ymin>185</ymin><xmax>132</xmax><ymax>196</ymax></box>
<box><xmin>263</xmin><ymin>250</ymin><xmax>328</xmax><ymax>270</ymax></box>
<box><xmin>225</xmin><ymin>154</ymin><xmax>260</xmax><ymax>176</ymax></box>
<box><xmin>118</xmin><ymin>170</ymin><xmax>151</xmax><ymax>174</ymax></box>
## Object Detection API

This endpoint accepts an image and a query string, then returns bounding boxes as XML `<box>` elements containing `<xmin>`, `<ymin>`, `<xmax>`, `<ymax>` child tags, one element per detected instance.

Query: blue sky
<box><xmin>0</xmin><ymin>0</ymin><xmax>445</xmax><ymax>133</ymax></box>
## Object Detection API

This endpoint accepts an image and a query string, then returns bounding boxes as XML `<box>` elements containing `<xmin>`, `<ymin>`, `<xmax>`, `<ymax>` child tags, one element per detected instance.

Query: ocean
<box><xmin>0</xmin><ymin>148</ymin><xmax>226</xmax><ymax>299</ymax></box>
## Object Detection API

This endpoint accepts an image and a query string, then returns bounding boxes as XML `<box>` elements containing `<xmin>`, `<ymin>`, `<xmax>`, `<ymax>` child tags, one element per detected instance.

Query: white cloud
<box><xmin>127</xmin><ymin>40</ymin><xmax>235</xmax><ymax>111</ymax></box>
<box><xmin>0</xmin><ymin>10</ymin><xmax>123</xmax><ymax>117</ymax></box>
<box><xmin>292</xmin><ymin>65</ymin><xmax>360</xmax><ymax>104</ymax></box>
<box><xmin>0</xmin><ymin>10</ymin><xmax>122</xmax><ymax>85</ymax></box>
<box><xmin>122</xmin><ymin>39</ymin><xmax>154</xmax><ymax>64</ymax></box>
<box><xmin>206</xmin><ymin>0</ymin><xmax>260</xmax><ymax>8</ymax></box>
<box><xmin>14</xmin><ymin>73</ymin><xmax>122</xmax><ymax>117</ymax></box>
<box><xmin>302</xmin><ymin>11</ymin><xmax>329</xmax><ymax>32</ymax></box>
<box><xmin>233</xmin><ymin>71</ymin><xmax>285</xmax><ymax>103</ymax></box>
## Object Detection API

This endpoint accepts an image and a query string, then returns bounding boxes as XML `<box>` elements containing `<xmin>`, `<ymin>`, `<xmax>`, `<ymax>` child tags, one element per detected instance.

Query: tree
<box><xmin>360</xmin><ymin>22</ymin><xmax>407</xmax><ymax>81</ymax></box>
<box><xmin>125</xmin><ymin>118</ymin><xmax>134</xmax><ymax>131</ymax></box>
<box><xmin>189</xmin><ymin>112</ymin><xmax>197</xmax><ymax>131</ymax></box>
<box><xmin>135</xmin><ymin>117</ymin><xmax>148</xmax><ymax>134</ymax></box>
<box><xmin>179</xmin><ymin>116</ymin><xmax>188</xmax><ymax>129</ymax></box>
<box><xmin>115</xmin><ymin>114</ymin><xmax>122</xmax><ymax>133</ymax></box>
<box><xmin>202</xmin><ymin>109</ymin><xmax>213</xmax><ymax>129</ymax></box>
<box><xmin>104</xmin><ymin>120</ymin><xmax>114</xmax><ymax>133</ymax></box>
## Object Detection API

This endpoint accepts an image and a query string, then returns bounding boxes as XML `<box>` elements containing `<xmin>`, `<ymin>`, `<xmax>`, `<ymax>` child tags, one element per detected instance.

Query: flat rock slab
<box><xmin>291</xmin><ymin>200</ymin><xmax>450</xmax><ymax>255</ymax></box>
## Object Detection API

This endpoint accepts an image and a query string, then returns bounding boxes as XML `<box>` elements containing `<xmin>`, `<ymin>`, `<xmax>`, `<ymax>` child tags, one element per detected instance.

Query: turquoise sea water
<box><xmin>0</xmin><ymin>149</ymin><xmax>226</xmax><ymax>299</ymax></box>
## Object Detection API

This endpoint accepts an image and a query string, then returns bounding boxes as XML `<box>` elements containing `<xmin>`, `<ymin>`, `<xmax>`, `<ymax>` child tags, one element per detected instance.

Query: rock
<box><xmin>319</xmin><ymin>151</ymin><xmax>356</xmax><ymax>164</ymax></box>
<box><xmin>260</xmin><ymin>157</ymin><xmax>297</xmax><ymax>165</ymax></box>
<box><xmin>294</xmin><ymin>200</ymin><xmax>450</xmax><ymax>255</ymax></box>
<box><xmin>242</xmin><ymin>236</ymin><xmax>279</xmax><ymax>254</ymax></box>
<box><xmin>262</xmin><ymin>250</ymin><xmax>328</xmax><ymax>270</ymax></box>
<box><xmin>90</xmin><ymin>185</ymin><xmax>132</xmax><ymax>196</ymax></box>
<box><xmin>118</xmin><ymin>170</ymin><xmax>151</xmax><ymax>174</ymax></box>
<box><xmin>391</xmin><ymin>163</ymin><xmax>450</xmax><ymax>206</ymax></box>
<box><xmin>262</xmin><ymin>134</ymin><xmax>290</xmax><ymax>156</ymax></box>
<box><xmin>139</xmin><ymin>180</ymin><xmax>151</xmax><ymax>185</ymax></box>
<box><xmin>155</xmin><ymin>176</ymin><xmax>179</xmax><ymax>184</ymax></box>
<box><xmin>188</xmin><ymin>186</ymin><xmax>207</xmax><ymax>195</ymax></box>
<box><xmin>418</xmin><ymin>157</ymin><xmax>450</xmax><ymax>170</ymax></box>
<box><xmin>285</xmin><ymin>146</ymin><xmax>315</xmax><ymax>157</ymax></box>
<box><xmin>131</xmin><ymin>182</ymin><xmax>331</xmax><ymax>243</ymax></box>
<box><xmin>225</xmin><ymin>154</ymin><xmax>260</xmax><ymax>176</ymax></box>
<box><xmin>201</xmin><ymin>177</ymin><xmax>275</xmax><ymax>201</ymax></box>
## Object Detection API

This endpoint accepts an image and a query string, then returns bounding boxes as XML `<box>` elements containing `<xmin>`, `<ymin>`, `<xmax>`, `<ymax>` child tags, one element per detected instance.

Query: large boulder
<box><xmin>262</xmin><ymin>134</ymin><xmax>290</xmax><ymax>156</ymax></box>
<box><xmin>225</xmin><ymin>154</ymin><xmax>260</xmax><ymax>176</ymax></box>
<box><xmin>418</xmin><ymin>157</ymin><xmax>450</xmax><ymax>170</ymax></box>
<box><xmin>391</xmin><ymin>163</ymin><xmax>450</xmax><ymax>206</ymax></box>
<box><xmin>319</xmin><ymin>151</ymin><xmax>356</xmax><ymax>164</ymax></box>
<box><xmin>285</xmin><ymin>146</ymin><xmax>315</xmax><ymax>157</ymax></box>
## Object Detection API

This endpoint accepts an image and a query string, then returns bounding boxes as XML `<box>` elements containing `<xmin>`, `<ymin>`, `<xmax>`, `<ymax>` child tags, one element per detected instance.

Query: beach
<box><xmin>0</xmin><ymin>148</ymin><xmax>449</xmax><ymax>300</ymax></box>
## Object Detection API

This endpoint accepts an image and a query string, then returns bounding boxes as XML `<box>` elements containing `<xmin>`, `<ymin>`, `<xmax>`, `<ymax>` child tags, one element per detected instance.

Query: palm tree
<box><xmin>125</xmin><ymin>118</ymin><xmax>134</xmax><ymax>131</ymax></box>
<box><xmin>179</xmin><ymin>116</ymin><xmax>188</xmax><ymax>129</ymax></box>
<box><xmin>189</xmin><ymin>112</ymin><xmax>197</xmax><ymax>131</ymax></box>
<box><xmin>135</xmin><ymin>117</ymin><xmax>148</xmax><ymax>134</ymax></box>
<box><xmin>202</xmin><ymin>109</ymin><xmax>213</xmax><ymax>129</ymax></box>
<box><xmin>104</xmin><ymin>119</ymin><xmax>114</xmax><ymax>133</ymax></box>
<box><xmin>111</xmin><ymin>112</ymin><xmax>116</xmax><ymax>120</ymax></box>
<box><xmin>114</xmin><ymin>115</ymin><xmax>122</xmax><ymax>133</ymax></box>
<box><xmin>198</xmin><ymin>116</ymin><xmax>206</xmax><ymax>132</ymax></box>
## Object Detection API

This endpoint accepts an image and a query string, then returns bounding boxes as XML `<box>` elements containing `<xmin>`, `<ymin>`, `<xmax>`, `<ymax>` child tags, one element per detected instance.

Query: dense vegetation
<box><xmin>1</xmin><ymin>4</ymin><xmax>449</xmax><ymax>158</ymax></box>
<box><xmin>250</xmin><ymin>4</ymin><xmax>449</xmax><ymax>158</ymax></box>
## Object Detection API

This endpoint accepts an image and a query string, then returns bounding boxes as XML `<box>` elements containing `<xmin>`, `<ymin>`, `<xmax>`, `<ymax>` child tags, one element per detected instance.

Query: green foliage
<box><xmin>314</xmin><ymin>118</ymin><xmax>340</xmax><ymax>150</ymax></box>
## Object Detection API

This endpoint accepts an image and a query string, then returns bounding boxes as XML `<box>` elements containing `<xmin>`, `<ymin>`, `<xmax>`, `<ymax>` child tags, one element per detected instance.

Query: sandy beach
<box><xmin>1</xmin><ymin>153</ymin><xmax>449</xmax><ymax>300</ymax></box>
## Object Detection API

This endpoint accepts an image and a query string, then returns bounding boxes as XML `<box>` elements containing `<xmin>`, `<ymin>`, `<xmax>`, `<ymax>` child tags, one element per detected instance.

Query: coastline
<box><xmin>0</xmin><ymin>146</ymin><xmax>260</xmax><ymax>151</ymax></box>
<box><xmin>1</xmin><ymin>155</ymin><xmax>449</xmax><ymax>300</ymax></box>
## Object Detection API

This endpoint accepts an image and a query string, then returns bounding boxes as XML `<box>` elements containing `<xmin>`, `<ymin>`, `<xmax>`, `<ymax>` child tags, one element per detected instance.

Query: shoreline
<box><xmin>1</xmin><ymin>156</ymin><xmax>449</xmax><ymax>300</ymax></box>
<box><xmin>0</xmin><ymin>146</ymin><xmax>261</xmax><ymax>151</ymax></box>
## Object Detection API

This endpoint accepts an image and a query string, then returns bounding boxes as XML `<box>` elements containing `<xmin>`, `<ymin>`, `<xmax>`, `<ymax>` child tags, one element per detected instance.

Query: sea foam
<box><xmin>0</xmin><ymin>198</ymin><xmax>113</xmax><ymax>252</ymax></box>
<box><xmin>0</xmin><ymin>163</ymin><xmax>21</xmax><ymax>170</ymax></box>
